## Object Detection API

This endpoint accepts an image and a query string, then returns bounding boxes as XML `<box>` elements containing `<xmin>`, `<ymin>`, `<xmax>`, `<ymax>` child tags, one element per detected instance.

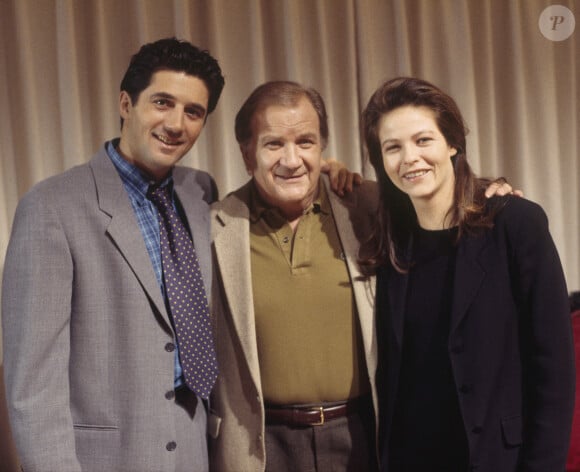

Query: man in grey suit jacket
<box><xmin>2</xmin><ymin>38</ymin><xmax>224</xmax><ymax>471</ymax></box>
<box><xmin>208</xmin><ymin>81</ymin><xmax>380</xmax><ymax>471</ymax></box>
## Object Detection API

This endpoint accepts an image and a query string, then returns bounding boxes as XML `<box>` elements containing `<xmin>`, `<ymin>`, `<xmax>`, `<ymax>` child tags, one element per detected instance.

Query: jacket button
<box><xmin>165</xmin><ymin>342</ymin><xmax>175</xmax><ymax>352</ymax></box>
<box><xmin>165</xmin><ymin>390</ymin><xmax>175</xmax><ymax>400</ymax></box>
<box><xmin>166</xmin><ymin>441</ymin><xmax>177</xmax><ymax>451</ymax></box>
<box><xmin>472</xmin><ymin>425</ymin><xmax>483</xmax><ymax>434</ymax></box>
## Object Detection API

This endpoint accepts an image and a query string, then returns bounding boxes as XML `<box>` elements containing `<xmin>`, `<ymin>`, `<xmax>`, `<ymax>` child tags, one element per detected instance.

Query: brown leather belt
<box><xmin>265</xmin><ymin>396</ymin><xmax>369</xmax><ymax>427</ymax></box>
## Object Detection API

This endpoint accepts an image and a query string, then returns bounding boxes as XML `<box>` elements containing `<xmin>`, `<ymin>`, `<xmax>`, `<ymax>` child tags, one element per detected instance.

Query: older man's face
<box><xmin>243</xmin><ymin>97</ymin><xmax>323</xmax><ymax>221</ymax></box>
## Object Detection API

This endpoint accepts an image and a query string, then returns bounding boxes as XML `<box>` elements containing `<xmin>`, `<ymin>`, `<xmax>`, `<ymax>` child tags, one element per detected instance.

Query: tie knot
<box><xmin>148</xmin><ymin>185</ymin><xmax>172</xmax><ymax>209</ymax></box>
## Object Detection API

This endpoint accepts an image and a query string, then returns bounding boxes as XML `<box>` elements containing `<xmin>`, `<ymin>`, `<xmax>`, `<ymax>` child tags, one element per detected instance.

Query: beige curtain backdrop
<box><xmin>1</xmin><ymin>0</ymin><xmax>578</xmax><ymax>468</ymax></box>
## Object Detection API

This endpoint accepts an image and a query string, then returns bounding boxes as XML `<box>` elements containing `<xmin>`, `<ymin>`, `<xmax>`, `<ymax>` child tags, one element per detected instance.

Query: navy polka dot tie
<box><xmin>148</xmin><ymin>185</ymin><xmax>218</xmax><ymax>399</ymax></box>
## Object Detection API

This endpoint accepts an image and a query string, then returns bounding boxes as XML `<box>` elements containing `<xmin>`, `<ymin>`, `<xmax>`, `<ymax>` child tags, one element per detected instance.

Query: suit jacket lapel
<box><xmin>212</xmin><ymin>183</ymin><xmax>263</xmax><ymax>392</ymax></box>
<box><xmin>450</xmin><ymin>233</ymin><xmax>488</xmax><ymax>334</ymax></box>
<box><xmin>385</xmin><ymin>229</ymin><xmax>489</xmax><ymax>346</ymax></box>
<box><xmin>173</xmin><ymin>170</ymin><xmax>212</xmax><ymax>298</ymax></box>
<box><xmin>89</xmin><ymin>148</ymin><xmax>170</xmax><ymax>327</ymax></box>
<box><xmin>323</xmin><ymin>177</ymin><xmax>378</xmax><ymax>375</ymax></box>
<box><xmin>386</xmin><ymin>263</ymin><xmax>408</xmax><ymax>351</ymax></box>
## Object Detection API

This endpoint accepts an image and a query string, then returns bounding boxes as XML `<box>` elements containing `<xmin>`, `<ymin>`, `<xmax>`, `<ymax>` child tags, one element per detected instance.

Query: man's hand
<box><xmin>321</xmin><ymin>158</ymin><xmax>363</xmax><ymax>196</ymax></box>
<box><xmin>484</xmin><ymin>177</ymin><xmax>524</xmax><ymax>198</ymax></box>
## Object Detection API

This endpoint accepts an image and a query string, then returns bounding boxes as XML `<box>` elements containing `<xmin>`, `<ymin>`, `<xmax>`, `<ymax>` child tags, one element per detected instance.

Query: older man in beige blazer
<box><xmin>208</xmin><ymin>81</ymin><xmax>379</xmax><ymax>472</ymax></box>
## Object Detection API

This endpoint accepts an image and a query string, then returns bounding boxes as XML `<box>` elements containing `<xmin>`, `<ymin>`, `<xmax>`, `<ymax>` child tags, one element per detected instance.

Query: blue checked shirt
<box><xmin>106</xmin><ymin>140</ymin><xmax>184</xmax><ymax>388</ymax></box>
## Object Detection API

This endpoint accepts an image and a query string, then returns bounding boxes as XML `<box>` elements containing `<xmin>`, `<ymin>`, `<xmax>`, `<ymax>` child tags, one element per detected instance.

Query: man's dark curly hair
<box><xmin>120</xmin><ymin>37</ymin><xmax>224</xmax><ymax>120</ymax></box>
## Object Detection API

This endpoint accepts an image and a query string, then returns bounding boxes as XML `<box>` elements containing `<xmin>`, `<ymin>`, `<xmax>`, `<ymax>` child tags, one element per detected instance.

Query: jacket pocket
<box><xmin>73</xmin><ymin>423</ymin><xmax>118</xmax><ymax>431</ymax></box>
<box><xmin>73</xmin><ymin>425</ymin><xmax>120</xmax><ymax>469</ymax></box>
<box><xmin>501</xmin><ymin>415</ymin><xmax>522</xmax><ymax>447</ymax></box>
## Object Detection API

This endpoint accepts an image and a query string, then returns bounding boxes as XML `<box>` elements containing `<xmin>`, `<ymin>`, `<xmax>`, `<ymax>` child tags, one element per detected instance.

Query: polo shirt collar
<box><xmin>248</xmin><ymin>178</ymin><xmax>330</xmax><ymax>226</ymax></box>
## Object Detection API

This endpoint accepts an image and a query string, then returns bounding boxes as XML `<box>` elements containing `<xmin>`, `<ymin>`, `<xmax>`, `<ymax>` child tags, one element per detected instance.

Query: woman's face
<box><xmin>378</xmin><ymin>105</ymin><xmax>457</xmax><ymax>207</ymax></box>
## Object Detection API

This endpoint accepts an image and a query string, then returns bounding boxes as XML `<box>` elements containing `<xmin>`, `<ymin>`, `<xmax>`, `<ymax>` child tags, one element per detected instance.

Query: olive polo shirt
<box><xmin>249</xmin><ymin>180</ymin><xmax>370</xmax><ymax>405</ymax></box>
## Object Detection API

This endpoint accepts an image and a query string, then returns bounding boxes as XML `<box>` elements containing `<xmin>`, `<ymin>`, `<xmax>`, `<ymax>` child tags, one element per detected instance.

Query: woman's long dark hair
<box><xmin>361</xmin><ymin>77</ymin><xmax>500</xmax><ymax>272</ymax></box>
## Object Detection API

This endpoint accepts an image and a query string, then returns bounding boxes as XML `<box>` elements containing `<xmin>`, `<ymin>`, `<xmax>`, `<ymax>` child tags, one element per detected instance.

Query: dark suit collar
<box><xmin>449</xmin><ymin>232</ymin><xmax>487</xmax><ymax>334</ymax></box>
<box><xmin>384</xmin><ymin>239</ymin><xmax>411</xmax><ymax>350</ymax></box>
<box><xmin>386</xmin><ymin>229</ymin><xmax>489</xmax><ymax>349</ymax></box>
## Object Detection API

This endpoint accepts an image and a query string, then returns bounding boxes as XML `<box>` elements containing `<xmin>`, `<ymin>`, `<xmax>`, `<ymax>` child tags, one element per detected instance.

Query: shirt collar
<box><xmin>106</xmin><ymin>139</ymin><xmax>173</xmax><ymax>203</ymax></box>
<box><xmin>248</xmin><ymin>178</ymin><xmax>330</xmax><ymax>226</ymax></box>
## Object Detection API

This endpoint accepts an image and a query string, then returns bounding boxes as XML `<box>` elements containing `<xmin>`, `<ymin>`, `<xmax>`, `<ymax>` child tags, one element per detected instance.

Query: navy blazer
<box><xmin>376</xmin><ymin>196</ymin><xmax>575</xmax><ymax>471</ymax></box>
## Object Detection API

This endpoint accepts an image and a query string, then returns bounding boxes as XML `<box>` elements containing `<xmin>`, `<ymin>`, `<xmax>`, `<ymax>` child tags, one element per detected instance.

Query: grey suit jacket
<box><xmin>208</xmin><ymin>176</ymin><xmax>379</xmax><ymax>472</ymax></box>
<box><xmin>2</xmin><ymin>144</ymin><xmax>216</xmax><ymax>471</ymax></box>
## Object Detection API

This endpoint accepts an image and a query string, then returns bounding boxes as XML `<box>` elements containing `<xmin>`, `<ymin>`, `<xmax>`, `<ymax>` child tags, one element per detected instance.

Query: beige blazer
<box><xmin>2</xmin><ymin>145</ymin><xmax>215</xmax><ymax>472</ymax></box>
<box><xmin>208</xmin><ymin>176</ymin><xmax>379</xmax><ymax>472</ymax></box>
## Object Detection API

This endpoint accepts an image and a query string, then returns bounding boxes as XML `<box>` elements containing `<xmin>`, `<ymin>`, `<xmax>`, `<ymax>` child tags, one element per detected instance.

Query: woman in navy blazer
<box><xmin>361</xmin><ymin>77</ymin><xmax>575</xmax><ymax>471</ymax></box>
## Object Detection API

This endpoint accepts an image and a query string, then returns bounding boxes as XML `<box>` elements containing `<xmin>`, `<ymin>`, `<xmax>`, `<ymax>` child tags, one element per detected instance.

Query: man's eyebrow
<box><xmin>150</xmin><ymin>92</ymin><xmax>175</xmax><ymax>100</ymax></box>
<box><xmin>298</xmin><ymin>132</ymin><xmax>318</xmax><ymax>139</ymax></box>
<box><xmin>259</xmin><ymin>132</ymin><xmax>282</xmax><ymax>141</ymax></box>
<box><xmin>185</xmin><ymin>103</ymin><xmax>207</xmax><ymax>115</ymax></box>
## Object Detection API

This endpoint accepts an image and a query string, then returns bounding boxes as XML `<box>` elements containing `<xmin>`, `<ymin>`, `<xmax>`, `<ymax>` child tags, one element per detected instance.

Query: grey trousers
<box><xmin>264</xmin><ymin>404</ymin><xmax>377</xmax><ymax>472</ymax></box>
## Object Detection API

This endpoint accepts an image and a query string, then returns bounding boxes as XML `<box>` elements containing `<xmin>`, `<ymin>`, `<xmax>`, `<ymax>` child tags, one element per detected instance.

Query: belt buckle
<box><xmin>310</xmin><ymin>406</ymin><xmax>325</xmax><ymax>426</ymax></box>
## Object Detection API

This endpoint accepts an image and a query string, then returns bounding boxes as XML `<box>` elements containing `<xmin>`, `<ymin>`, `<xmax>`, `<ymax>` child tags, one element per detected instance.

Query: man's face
<box><xmin>118</xmin><ymin>70</ymin><xmax>209</xmax><ymax>181</ymax></box>
<box><xmin>243</xmin><ymin>97</ymin><xmax>323</xmax><ymax>220</ymax></box>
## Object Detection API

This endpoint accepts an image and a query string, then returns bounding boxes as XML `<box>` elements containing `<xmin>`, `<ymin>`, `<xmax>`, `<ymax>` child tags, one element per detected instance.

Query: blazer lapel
<box><xmin>173</xmin><ymin>171</ymin><xmax>212</xmax><ymax>298</ymax></box>
<box><xmin>323</xmin><ymin>177</ymin><xmax>378</xmax><ymax>374</ymax></box>
<box><xmin>89</xmin><ymin>149</ymin><xmax>170</xmax><ymax>328</ymax></box>
<box><xmin>450</xmin><ymin>234</ymin><xmax>488</xmax><ymax>334</ymax></box>
<box><xmin>387</xmin><ymin>265</ymin><xmax>408</xmax><ymax>350</ymax></box>
<box><xmin>384</xmin><ymin>231</ymin><xmax>487</xmax><ymax>346</ymax></box>
<box><xmin>211</xmin><ymin>183</ymin><xmax>263</xmax><ymax>392</ymax></box>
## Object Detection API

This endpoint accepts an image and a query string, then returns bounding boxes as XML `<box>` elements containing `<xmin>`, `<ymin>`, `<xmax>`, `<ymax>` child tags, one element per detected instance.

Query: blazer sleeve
<box><xmin>500</xmin><ymin>198</ymin><xmax>575</xmax><ymax>470</ymax></box>
<box><xmin>2</xmin><ymin>184</ymin><xmax>82</xmax><ymax>471</ymax></box>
